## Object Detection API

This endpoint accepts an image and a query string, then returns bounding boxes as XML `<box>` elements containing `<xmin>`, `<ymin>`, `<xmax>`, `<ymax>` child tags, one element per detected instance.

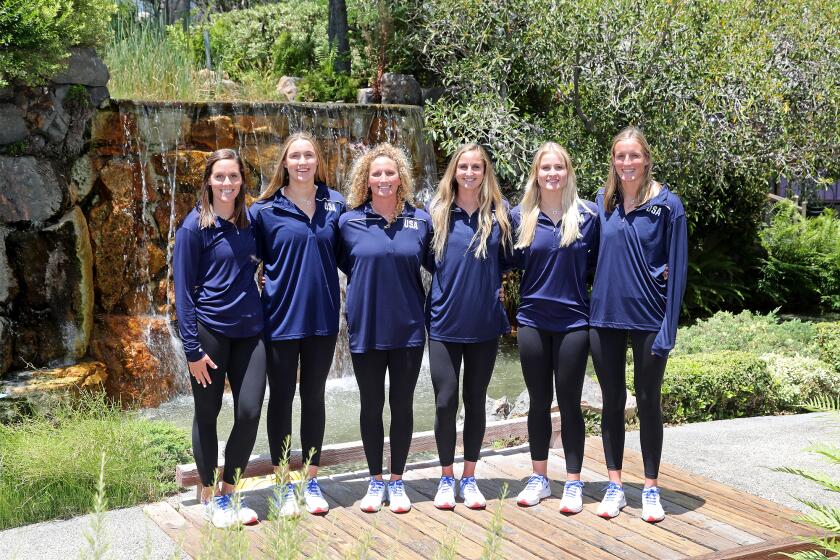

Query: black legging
<box><xmin>590</xmin><ymin>328</ymin><xmax>667</xmax><ymax>479</ymax></box>
<box><xmin>429</xmin><ymin>338</ymin><xmax>498</xmax><ymax>466</ymax></box>
<box><xmin>266</xmin><ymin>335</ymin><xmax>338</xmax><ymax>467</ymax></box>
<box><xmin>517</xmin><ymin>326</ymin><xmax>589</xmax><ymax>473</ymax></box>
<box><xmin>191</xmin><ymin>322</ymin><xmax>267</xmax><ymax>487</ymax></box>
<box><xmin>351</xmin><ymin>346</ymin><xmax>424</xmax><ymax>476</ymax></box>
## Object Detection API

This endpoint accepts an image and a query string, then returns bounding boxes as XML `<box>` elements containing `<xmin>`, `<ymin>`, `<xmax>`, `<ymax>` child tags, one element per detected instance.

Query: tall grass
<box><xmin>0</xmin><ymin>391</ymin><xmax>190</xmax><ymax>529</ymax></box>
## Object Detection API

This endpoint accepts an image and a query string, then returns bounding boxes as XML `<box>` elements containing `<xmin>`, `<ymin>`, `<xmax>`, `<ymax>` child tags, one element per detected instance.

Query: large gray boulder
<box><xmin>0</xmin><ymin>156</ymin><xmax>65</xmax><ymax>225</ymax></box>
<box><xmin>52</xmin><ymin>47</ymin><xmax>110</xmax><ymax>87</ymax></box>
<box><xmin>0</xmin><ymin>104</ymin><xmax>28</xmax><ymax>145</ymax></box>
<box><xmin>380</xmin><ymin>73</ymin><xmax>422</xmax><ymax>106</ymax></box>
<box><xmin>0</xmin><ymin>227</ymin><xmax>17</xmax><ymax>308</ymax></box>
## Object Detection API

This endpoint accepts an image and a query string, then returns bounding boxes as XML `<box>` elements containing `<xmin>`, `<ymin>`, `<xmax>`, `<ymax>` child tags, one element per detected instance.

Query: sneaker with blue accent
<box><xmin>303</xmin><ymin>478</ymin><xmax>329</xmax><ymax>514</ymax></box>
<box><xmin>642</xmin><ymin>486</ymin><xmax>665</xmax><ymax>522</ymax></box>
<box><xmin>459</xmin><ymin>476</ymin><xmax>486</xmax><ymax>509</ymax></box>
<box><xmin>558</xmin><ymin>480</ymin><xmax>584</xmax><ymax>514</ymax></box>
<box><xmin>596</xmin><ymin>482</ymin><xmax>626</xmax><ymax>518</ymax></box>
<box><xmin>205</xmin><ymin>494</ymin><xmax>237</xmax><ymax>528</ymax></box>
<box><xmin>516</xmin><ymin>474</ymin><xmax>551</xmax><ymax>506</ymax></box>
<box><xmin>360</xmin><ymin>478</ymin><xmax>386</xmax><ymax>512</ymax></box>
<box><xmin>234</xmin><ymin>494</ymin><xmax>259</xmax><ymax>525</ymax></box>
<box><xmin>273</xmin><ymin>482</ymin><xmax>300</xmax><ymax>518</ymax></box>
<box><xmin>387</xmin><ymin>479</ymin><xmax>411</xmax><ymax>513</ymax></box>
<box><xmin>434</xmin><ymin>476</ymin><xmax>456</xmax><ymax>510</ymax></box>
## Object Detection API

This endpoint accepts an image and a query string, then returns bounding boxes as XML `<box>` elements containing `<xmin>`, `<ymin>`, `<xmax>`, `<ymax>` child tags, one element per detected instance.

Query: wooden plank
<box><xmin>176</xmin><ymin>414</ymin><xmax>561</xmax><ymax>488</ymax></box>
<box><xmin>143</xmin><ymin>501</ymin><xmax>205</xmax><ymax>559</ymax></box>
<box><xmin>179</xmin><ymin>501</ymin><xmax>268</xmax><ymax>559</ymax></box>
<box><xmin>689</xmin><ymin>535</ymin><xmax>827</xmax><ymax>560</ymax></box>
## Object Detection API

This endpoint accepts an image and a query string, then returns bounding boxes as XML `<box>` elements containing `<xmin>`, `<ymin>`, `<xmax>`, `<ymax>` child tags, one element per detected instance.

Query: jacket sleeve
<box><xmin>652</xmin><ymin>211</ymin><xmax>688</xmax><ymax>357</ymax></box>
<box><xmin>247</xmin><ymin>205</ymin><xmax>264</xmax><ymax>262</ymax></box>
<box><xmin>336</xmin><ymin>220</ymin><xmax>351</xmax><ymax>277</ymax></box>
<box><xmin>173</xmin><ymin>227</ymin><xmax>205</xmax><ymax>362</ymax></box>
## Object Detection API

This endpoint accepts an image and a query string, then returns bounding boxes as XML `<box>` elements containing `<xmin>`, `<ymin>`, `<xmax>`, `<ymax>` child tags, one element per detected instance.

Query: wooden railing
<box><xmin>176</xmin><ymin>413</ymin><xmax>561</xmax><ymax>491</ymax></box>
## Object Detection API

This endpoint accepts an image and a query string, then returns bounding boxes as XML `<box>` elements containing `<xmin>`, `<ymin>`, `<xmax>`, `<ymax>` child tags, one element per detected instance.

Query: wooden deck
<box><xmin>147</xmin><ymin>436</ymin><xmax>821</xmax><ymax>559</ymax></box>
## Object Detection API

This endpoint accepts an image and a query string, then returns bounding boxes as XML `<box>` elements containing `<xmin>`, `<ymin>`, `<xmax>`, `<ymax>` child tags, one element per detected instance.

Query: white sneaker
<box><xmin>642</xmin><ymin>486</ymin><xmax>665</xmax><ymax>522</ymax></box>
<box><xmin>387</xmin><ymin>479</ymin><xmax>411</xmax><ymax>513</ymax></box>
<box><xmin>516</xmin><ymin>474</ymin><xmax>551</xmax><ymax>506</ymax></box>
<box><xmin>434</xmin><ymin>476</ymin><xmax>456</xmax><ymax>510</ymax></box>
<box><xmin>303</xmin><ymin>478</ymin><xmax>329</xmax><ymax>514</ymax></box>
<box><xmin>234</xmin><ymin>495</ymin><xmax>259</xmax><ymax>524</ymax></box>
<box><xmin>558</xmin><ymin>480</ymin><xmax>584</xmax><ymax>514</ymax></box>
<box><xmin>459</xmin><ymin>476</ymin><xmax>486</xmax><ymax>509</ymax></box>
<box><xmin>274</xmin><ymin>483</ymin><xmax>300</xmax><ymax>517</ymax></box>
<box><xmin>204</xmin><ymin>494</ymin><xmax>237</xmax><ymax>528</ymax></box>
<box><xmin>359</xmin><ymin>478</ymin><xmax>386</xmax><ymax>512</ymax></box>
<box><xmin>596</xmin><ymin>482</ymin><xmax>626</xmax><ymax>518</ymax></box>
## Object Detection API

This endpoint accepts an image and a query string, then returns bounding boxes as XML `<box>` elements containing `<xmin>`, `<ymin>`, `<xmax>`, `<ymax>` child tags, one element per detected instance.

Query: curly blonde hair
<box><xmin>345</xmin><ymin>143</ymin><xmax>416</xmax><ymax>222</ymax></box>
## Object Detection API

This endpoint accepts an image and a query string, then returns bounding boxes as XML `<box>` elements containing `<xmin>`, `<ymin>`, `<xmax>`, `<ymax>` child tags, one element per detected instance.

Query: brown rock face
<box><xmin>89</xmin><ymin>314</ymin><xmax>187</xmax><ymax>407</ymax></box>
<box><xmin>152</xmin><ymin>150</ymin><xmax>210</xmax><ymax>192</ymax></box>
<box><xmin>91</xmin><ymin>110</ymin><xmax>136</xmax><ymax>156</ymax></box>
<box><xmin>190</xmin><ymin>115</ymin><xmax>235</xmax><ymax>150</ymax></box>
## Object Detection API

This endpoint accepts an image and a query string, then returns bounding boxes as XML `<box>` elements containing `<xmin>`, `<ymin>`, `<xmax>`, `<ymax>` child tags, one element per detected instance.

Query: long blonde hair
<box><xmin>257</xmin><ymin>131</ymin><xmax>327</xmax><ymax>201</ymax></box>
<box><xmin>604</xmin><ymin>126</ymin><xmax>655</xmax><ymax>213</ymax></box>
<box><xmin>515</xmin><ymin>142</ymin><xmax>591</xmax><ymax>249</ymax></box>
<box><xmin>345</xmin><ymin>143</ymin><xmax>416</xmax><ymax>222</ymax></box>
<box><xmin>198</xmin><ymin>149</ymin><xmax>249</xmax><ymax>229</ymax></box>
<box><xmin>429</xmin><ymin>144</ymin><xmax>512</xmax><ymax>261</ymax></box>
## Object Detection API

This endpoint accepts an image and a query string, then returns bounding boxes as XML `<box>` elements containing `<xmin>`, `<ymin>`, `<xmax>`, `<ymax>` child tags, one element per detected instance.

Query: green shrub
<box><xmin>0</xmin><ymin>0</ymin><xmax>115</xmax><ymax>87</ymax></box>
<box><xmin>815</xmin><ymin>322</ymin><xmax>840</xmax><ymax>373</ymax></box>
<box><xmin>297</xmin><ymin>49</ymin><xmax>360</xmax><ymax>102</ymax></box>
<box><xmin>673</xmin><ymin>310</ymin><xmax>817</xmax><ymax>357</ymax></box>
<box><xmin>644</xmin><ymin>351</ymin><xmax>780</xmax><ymax>424</ymax></box>
<box><xmin>759</xmin><ymin>201</ymin><xmax>840</xmax><ymax>312</ymax></box>
<box><xmin>763</xmin><ymin>354</ymin><xmax>840</xmax><ymax>410</ymax></box>
<box><xmin>0</xmin><ymin>392</ymin><xmax>190</xmax><ymax>529</ymax></box>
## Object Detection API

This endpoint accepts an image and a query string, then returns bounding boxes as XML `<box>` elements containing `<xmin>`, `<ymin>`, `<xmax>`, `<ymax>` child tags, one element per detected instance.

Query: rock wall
<box><xmin>0</xmin><ymin>57</ymin><xmax>437</xmax><ymax>408</ymax></box>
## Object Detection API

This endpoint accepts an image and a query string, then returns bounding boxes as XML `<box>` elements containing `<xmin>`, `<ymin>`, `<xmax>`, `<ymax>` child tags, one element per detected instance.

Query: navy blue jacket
<box><xmin>510</xmin><ymin>201</ymin><xmax>599</xmax><ymax>333</ymax></box>
<box><xmin>248</xmin><ymin>183</ymin><xmax>345</xmax><ymax>340</ymax></box>
<box><xmin>338</xmin><ymin>202</ymin><xmax>432</xmax><ymax>353</ymax></box>
<box><xmin>426</xmin><ymin>203</ymin><xmax>511</xmax><ymax>342</ymax></box>
<box><xmin>589</xmin><ymin>185</ymin><xmax>688</xmax><ymax>357</ymax></box>
<box><xmin>173</xmin><ymin>208</ymin><xmax>263</xmax><ymax>361</ymax></box>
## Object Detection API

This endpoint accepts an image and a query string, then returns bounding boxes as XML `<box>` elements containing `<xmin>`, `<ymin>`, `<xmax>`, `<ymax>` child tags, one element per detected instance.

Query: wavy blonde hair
<box><xmin>604</xmin><ymin>126</ymin><xmax>655</xmax><ymax>213</ymax></box>
<box><xmin>345</xmin><ymin>143</ymin><xmax>416</xmax><ymax>222</ymax></box>
<box><xmin>515</xmin><ymin>142</ymin><xmax>592</xmax><ymax>249</ymax></box>
<box><xmin>257</xmin><ymin>131</ymin><xmax>327</xmax><ymax>201</ymax></box>
<box><xmin>198</xmin><ymin>149</ymin><xmax>249</xmax><ymax>229</ymax></box>
<box><xmin>429</xmin><ymin>144</ymin><xmax>512</xmax><ymax>261</ymax></box>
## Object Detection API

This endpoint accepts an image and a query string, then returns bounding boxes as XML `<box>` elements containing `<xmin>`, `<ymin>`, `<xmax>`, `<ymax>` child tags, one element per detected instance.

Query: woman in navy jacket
<box><xmin>426</xmin><ymin>143</ymin><xmax>513</xmax><ymax>510</ymax></box>
<box><xmin>249</xmin><ymin>131</ymin><xmax>345</xmax><ymax>516</ymax></box>
<box><xmin>338</xmin><ymin>143</ymin><xmax>432</xmax><ymax>514</ymax></box>
<box><xmin>174</xmin><ymin>149</ymin><xmax>265</xmax><ymax>528</ymax></box>
<box><xmin>589</xmin><ymin>126</ymin><xmax>688</xmax><ymax>522</ymax></box>
<box><xmin>510</xmin><ymin>142</ymin><xmax>598</xmax><ymax>513</ymax></box>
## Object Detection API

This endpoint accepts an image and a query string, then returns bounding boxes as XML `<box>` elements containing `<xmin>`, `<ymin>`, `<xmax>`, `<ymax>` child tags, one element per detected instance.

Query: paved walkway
<box><xmin>1</xmin><ymin>412</ymin><xmax>836</xmax><ymax>559</ymax></box>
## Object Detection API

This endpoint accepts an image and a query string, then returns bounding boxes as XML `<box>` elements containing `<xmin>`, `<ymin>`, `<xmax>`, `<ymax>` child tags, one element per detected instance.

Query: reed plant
<box><xmin>0</xmin><ymin>391</ymin><xmax>190</xmax><ymax>529</ymax></box>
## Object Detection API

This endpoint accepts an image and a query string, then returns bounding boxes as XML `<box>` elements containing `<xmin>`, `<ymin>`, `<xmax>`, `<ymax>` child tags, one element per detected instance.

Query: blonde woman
<box><xmin>249</xmin><ymin>132</ymin><xmax>345</xmax><ymax>516</ymax></box>
<box><xmin>589</xmin><ymin>127</ymin><xmax>687</xmax><ymax>522</ymax></box>
<box><xmin>510</xmin><ymin>143</ymin><xmax>598</xmax><ymax>513</ymax></box>
<box><xmin>174</xmin><ymin>149</ymin><xmax>265</xmax><ymax>528</ymax></box>
<box><xmin>426</xmin><ymin>144</ymin><xmax>513</xmax><ymax>510</ymax></box>
<box><xmin>337</xmin><ymin>143</ymin><xmax>433</xmax><ymax>513</ymax></box>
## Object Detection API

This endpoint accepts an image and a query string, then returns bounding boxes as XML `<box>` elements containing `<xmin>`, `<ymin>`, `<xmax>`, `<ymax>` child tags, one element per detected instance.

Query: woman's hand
<box><xmin>662</xmin><ymin>264</ymin><xmax>670</xmax><ymax>281</ymax></box>
<box><xmin>188</xmin><ymin>355</ymin><xmax>217</xmax><ymax>388</ymax></box>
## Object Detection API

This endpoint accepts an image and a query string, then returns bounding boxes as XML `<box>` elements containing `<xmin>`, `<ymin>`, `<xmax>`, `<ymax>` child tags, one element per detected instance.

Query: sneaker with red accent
<box><xmin>596</xmin><ymin>482</ymin><xmax>626</xmax><ymax>518</ymax></box>
<box><xmin>433</xmin><ymin>476</ymin><xmax>456</xmax><ymax>510</ymax></box>
<box><xmin>641</xmin><ymin>486</ymin><xmax>665</xmax><ymax>522</ymax></box>
<box><xmin>516</xmin><ymin>474</ymin><xmax>551</xmax><ymax>506</ymax></box>
<box><xmin>558</xmin><ymin>480</ymin><xmax>584</xmax><ymax>514</ymax></box>
<box><xmin>459</xmin><ymin>476</ymin><xmax>486</xmax><ymax>509</ymax></box>
<box><xmin>387</xmin><ymin>479</ymin><xmax>412</xmax><ymax>513</ymax></box>
<box><xmin>360</xmin><ymin>478</ymin><xmax>386</xmax><ymax>512</ymax></box>
<box><xmin>303</xmin><ymin>478</ymin><xmax>329</xmax><ymax>514</ymax></box>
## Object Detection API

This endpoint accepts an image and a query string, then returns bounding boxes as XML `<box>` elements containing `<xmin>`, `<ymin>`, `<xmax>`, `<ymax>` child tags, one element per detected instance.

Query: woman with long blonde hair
<box><xmin>174</xmin><ymin>149</ymin><xmax>265</xmax><ymax>528</ymax></box>
<box><xmin>509</xmin><ymin>142</ymin><xmax>598</xmax><ymax>513</ymax></box>
<box><xmin>426</xmin><ymin>144</ymin><xmax>512</xmax><ymax>510</ymax></box>
<box><xmin>338</xmin><ymin>143</ymin><xmax>433</xmax><ymax>514</ymax></box>
<box><xmin>249</xmin><ymin>131</ymin><xmax>345</xmax><ymax>516</ymax></box>
<box><xmin>589</xmin><ymin>126</ymin><xmax>687</xmax><ymax>522</ymax></box>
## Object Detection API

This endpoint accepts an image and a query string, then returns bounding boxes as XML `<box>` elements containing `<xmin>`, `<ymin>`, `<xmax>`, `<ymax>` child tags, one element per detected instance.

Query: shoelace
<box><xmin>643</xmin><ymin>487</ymin><xmax>661</xmax><ymax>505</ymax></box>
<box><xmin>281</xmin><ymin>483</ymin><xmax>296</xmax><ymax>500</ymax></box>
<box><xmin>563</xmin><ymin>481</ymin><xmax>584</xmax><ymax>497</ymax></box>
<box><xmin>525</xmin><ymin>474</ymin><xmax>547</xmax><ymax>491</ymax></box>
<box><xmin>367</xmin><ymin>479</ymin><xmax>386</xmax><ymax>496</ymax></box>
<box><xmin>305</xmin><ymin>478</ymin><xmax>322</xmax><ymax>497</ymax></box>
<box><xmin>214</xmin><ymin>494</ymin><xmax>233</xmax><ymax>510</ymax></box>
<box><xmin>604</xmin><ymin>482</ymin><xmax>623</xmax><ymax>501</ymax></box>
<box><xmin>388</xmin><ymin>480</ymin><xmax>405</xmax><ymax>496</ymax></box>
<box><xmin>439</xmin><ymin>476</ymin><xmax>455</xmax><ymax>491</ymax></box>
<box><xmin>461</xmin><ymin>477</ymin><xmax>478</xmax><ymax>493</ymax></box>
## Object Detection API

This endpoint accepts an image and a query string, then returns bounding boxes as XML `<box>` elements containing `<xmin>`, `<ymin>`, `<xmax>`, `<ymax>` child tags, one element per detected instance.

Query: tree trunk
<box><xmin>328</xmin><ymin>0</ymin><xmax>351</xmax><ymax>74</ymax></box>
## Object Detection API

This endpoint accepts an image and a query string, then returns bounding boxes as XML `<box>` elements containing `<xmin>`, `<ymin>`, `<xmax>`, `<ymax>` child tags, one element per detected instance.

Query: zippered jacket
<box><xmin>174</xmin><ymin>208</ymin><xmax>263</xmax><ymax>361</ymax></box>
<box><xmin>248</xmin><ymin>183</ymin><xmax>345</xmax><ymax>341</ymax></box>
<box><xmin>589</xmin><ymin>185</ymin><xmax>688</xmax><ymax>357</ymax></box>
